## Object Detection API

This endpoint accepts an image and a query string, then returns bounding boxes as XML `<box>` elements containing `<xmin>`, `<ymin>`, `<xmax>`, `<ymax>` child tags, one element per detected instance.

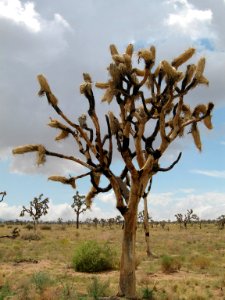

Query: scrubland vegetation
<box><xmin>0</xmin><ymin>221</ymin><xmax>224</xmax><ymax>299</ymax></box>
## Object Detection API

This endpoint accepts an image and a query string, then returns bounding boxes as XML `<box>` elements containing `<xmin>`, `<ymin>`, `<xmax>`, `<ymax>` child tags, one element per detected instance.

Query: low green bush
<box><xmin>141</xmin><ymin>286</ymin><xmax>155</xmax><ymax>299</ymax></box>
<box><xmin>72</xmin><ymin>240</ymin><xmax>117</xmax><ymax>272</ymax></box>
<box><xmin>0</xmin><ymin>283</ymin><xmax>13</xmax><ymax>300</ymax></box>
<box><xmin>31</xmin><ymin>272</ymin><xmax>53</xmax><ymax>292</ymax></box>
<box><xmin>161</xmin><ymin>254</ymin><xmax>182</xmax><ymax>274</ymax></box>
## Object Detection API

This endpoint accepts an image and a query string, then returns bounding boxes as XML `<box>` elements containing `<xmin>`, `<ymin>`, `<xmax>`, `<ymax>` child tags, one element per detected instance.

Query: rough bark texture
<box><xmin>76</xmin><ymin>214</ymin><xmax>79</xmax><ymax>229</ymax></box>
<box><xmin>117</xmin><ymin>182</ymin><xmax>141</xmax><ymax>299</ymax></box>
<box><xmin>118</xmin><ymin>200</ymin><xmax>138</xmax><ymax>298</ymax></box>
<box><xmin>143</xmin><ymin>196</ymin><xmax>152</xmax><ymax>257</ymax></box>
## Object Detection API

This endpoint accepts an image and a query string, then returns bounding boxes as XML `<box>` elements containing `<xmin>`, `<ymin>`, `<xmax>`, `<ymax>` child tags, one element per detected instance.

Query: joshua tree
<box><xmin>191</xmin><ymin>212</ymin><xmax>202</xmax><ymax>229</ymax></box>
<box><xmin>13</xmin><ymin>43</ymin><xmax>213</xmax><ymax>298</ymax></box>
<box><xmin>71</xmin><ymin>191</ymin><xmax>87</xmax><ymax>229</ymax></box>
<box><xmin>20</xmin><ymin>194</ymin><xmax>49</xmax><ymax>231</ymax></box>
<box><xmin>0</xmin><ymin>191</ymin><xmax>6</xmax><ymax>202</ymax></box>
<box><xmin>175</xmin><ymin>209</ymin><xmax>198</xmax><ymax>229</ymax></box>
<box><xmin>107</xmin><ymin>217</ymin><xmax>115</xmax><ymax>228</ymax></box>
<box><xmin>100</xmin><ymin>218</ymin><xmax>106</xmax><ymax>227</ymax></box>
<box><xmin>92</xmin><ymin>217</ymin><xmax>99</xmax><ymax>228</ymax></box>
<box><xmin>57</xmin><ymin>217</ymin><xmax>63</xmax><ymax>224</ymax></box>
<box><xmin>175</xmin><ymin>213</ymin><xmax>183</xmax><ymax>229</ymax></box>
<box><xmin>217</xmin><ymin>215</ymin><xmax>225</xmax><ymax>229</ymax></box>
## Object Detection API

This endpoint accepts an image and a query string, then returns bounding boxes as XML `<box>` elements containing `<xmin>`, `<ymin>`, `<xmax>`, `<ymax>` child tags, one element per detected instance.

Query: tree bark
<box><xmin>33</xmin><ymin>220</ymin><xmax>37</xmax><ymax>232</ymax></box>
<box><xmin>76</xmin><ymin>213</ymin><xmax>79</xmax><ymax>229</ymax></box>
<box><xmin>143</xmin><ymin>196</ymin><xmax>151</xmax><ymax>257</ymax></box>
<box><xmin>118</xmin><ymin>202</ymin><xmax>138</xmax><ymax>299</ymax></box>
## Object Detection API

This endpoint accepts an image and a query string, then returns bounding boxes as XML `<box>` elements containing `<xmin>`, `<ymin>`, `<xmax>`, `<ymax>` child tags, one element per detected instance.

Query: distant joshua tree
<box><xmin>57</xmin><ymin>217</ymin><xmax>63</xmax><ymax>225</ymax></box>
<box><xmin>175</xmin><ymin>209</ymin><xmax>199</xmax><ymax>229</ymax></box>
<box><xmin>13</xmin><ymin>43</ymin><xmax>214</xmax><ymax>298</ymax></box>
<box><xmin>71</xmin><ymin>191</ymin><xmax>87</xmax><ymax>229</ymax></box>
<box><xmin>217</xmin><ymin>215</ymin><xmax>225</xmax><ymax>230</ymax></box>
<box><xmin>20</xmin><ymin>194</ymin><xmax>49</xmax><ymax>231</ymax></box>
<box><xmin>93</xmin><ymin>217</ymin><xmax>99</xmax><ymax>228</ymax></box>
<box><xmin>0</xmin><ymin>191</ymin><xmax>6</xmax><ymax>203</ymax></box>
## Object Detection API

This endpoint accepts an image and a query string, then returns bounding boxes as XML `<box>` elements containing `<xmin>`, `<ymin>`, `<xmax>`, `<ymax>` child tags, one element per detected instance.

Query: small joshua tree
<box><xmin>71</xmin><ymin>191</ymin><xmax>87</xmax><ymax>229</ymax></box>
<box><xmin>13</xmin><ymin>43</ymin><xmax>214</xmax><ymax>298</ymax></box>
<box><xmin>20</xmin><ymin>194</ymin><xmax>49</xmax><ymax>231</ymax></box>
<box><xmin>175</xmin><ymin>209</ymin><xmax>198</xmax><ymax>229</ymax></box>
<box><xmin>0</xmin><ymin>191</ymin><xmax>6</xmax><ymax>203</ymax></box>
<box><xmin>57</xmin><ymin>217</ymin><xmax>63</xmax><ymax>224</ymax></box>
<box><xmin>93</xmin><ymin>217</ymin><xmax>99</xmax><ymax>228</ymax></box>
<box><xmin>191</xmin><ymin>212</ymin><xmax>202</xmax><ymax>229</ymax></box>
<box><xmin>217</xmin><ymin>215</ymin><xmax>225</xmax><ymax>230</ymax></box>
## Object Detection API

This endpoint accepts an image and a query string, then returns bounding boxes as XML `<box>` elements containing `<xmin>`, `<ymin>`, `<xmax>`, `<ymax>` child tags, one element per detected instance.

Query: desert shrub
<box><xmin>141</xmin><ymin>286</ymin><xmax>155</xmax><ymax>299</ymax></box>
<box><xmin>40</xmin><ymin>224</ymin><xmax>52</xmax><ymax>230</ymax></box>
<box><xmin>21</xmin><ymin>232</ymin><xmax>42</xmax><ymax>241</ymax></box>
<box><xmin>60</xmin><ymin>282</ymin><xmax>78</xmax><ymax>300</ymax></box>
<box><xmin>87</xmin><ymin>277</ymin><xmax>110</xmax><ymax>300</ymax></box>
<box><xmin>72</xmin><ymin>240</ymin><xmax>117</xmax><ymax>272</ymax></box>
<box><xmin>24</xmin><ymin>224</ymin><xmax>34</xmax><ymax>230</ymax></box>
<box><xmin>190</xmin><ymin>255</ymin><xmax>211</xmax><ymax>269</ymax></box>
<box><xmin>161</xmin><ymin>255</ymin><xmax>182</xmax><ymax>274</ymax></box>
<box><xmin>31</xmin><ymin>272</ymin><xmax>53</xmax><ymax>292</ymax></box>
<box><xmin>0</xmin><ymin>283</ymin><xmax>13</xmax><ymax>300</ymax></box>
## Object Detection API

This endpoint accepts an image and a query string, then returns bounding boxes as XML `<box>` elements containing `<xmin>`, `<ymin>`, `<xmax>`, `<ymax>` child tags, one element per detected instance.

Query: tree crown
<box><xmin>13</xmin><ymin>44</ymin><xmax>214</xmax><ymax>215</ymax></box>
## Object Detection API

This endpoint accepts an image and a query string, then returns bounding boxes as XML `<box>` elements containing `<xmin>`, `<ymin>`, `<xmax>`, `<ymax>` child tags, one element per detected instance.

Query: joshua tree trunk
<box><xmin>118</xmin><ymin>193</ymin><xmax>139</xmax><ymax>299</ymax></box>
<box><xmin>76</xmin><ymin>214</ymin><xmax>79</xmax><ymax>229</ymax></box>
<box><xmin>143</xmin><ymin>196</ymin><xmax>152</xmax><ymax>257</ymax></box>
<box><xmin>33</xmin><ymin>219</ymin><xmax>37</xmax><ymax>231</ymax></box>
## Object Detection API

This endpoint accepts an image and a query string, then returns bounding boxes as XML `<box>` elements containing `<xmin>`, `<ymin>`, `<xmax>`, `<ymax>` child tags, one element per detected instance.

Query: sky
<box><xmin>0</xmin><ymin>0</ymin><xmax>225</xmax><ymax>222</ymax></box>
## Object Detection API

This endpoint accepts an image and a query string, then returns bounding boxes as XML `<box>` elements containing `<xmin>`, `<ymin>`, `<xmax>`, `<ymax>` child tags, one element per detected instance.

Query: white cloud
<box><xmin>149</xmin><ymin>191</ymin><xmax>225</xmax><ymax>220</ymax></box>
<box><xmin>98</xmin><ymin>191</ymin><xmax>115</xmax><ymax>204</ymax></box>
<box><xmin>0</xmin><ymin>202</ymin><xmax>22</xmax><ymax>220</ymax></box>
<box><xmin>10</xmin><ymin>153</ymin><xmax>85</xmax><ymax>177</ymax></box>
<box><xmin>0</xmin><ymin>0</ymin><xmax>41</xmax><ymax>32</ymax></box>
<box><xmin>0</xmin><ymin>0</ymin><xmax>71</xmax><ymax>33</ymax></box>
<box><xmin>191</xmin><ymin>169</ymin><xmax>225</xmax><ymax>178</ymax></box>
<box><xmin>178</xmin><ymin>188</ymin><xmax>195</xmax><ymax>194</ymax></box>
<box><xmin>1</xmin><ymin>191</ymin><xmax>224</xmax><ymax>222</ymax></box>
<box><xmin>0</xmin><ymin>199</ymin><xmax>118</xmax><ymax>221</ymax></box>
<box><xmin>53</xmin><ymin>13</ymin><xmax>70</xmax><ymax>29</ymax></box>
<box><xmin>166</xmin><ymin>0</ymin><xmax>213</xmax><ymax>39</ymax></box>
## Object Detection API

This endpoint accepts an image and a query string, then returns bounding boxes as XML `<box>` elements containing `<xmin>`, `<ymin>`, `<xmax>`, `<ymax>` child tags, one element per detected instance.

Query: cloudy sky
<box><xmin>0</xmin><ymin>0</ymin><xmax>225</xmax><ymax>222</ymax></box>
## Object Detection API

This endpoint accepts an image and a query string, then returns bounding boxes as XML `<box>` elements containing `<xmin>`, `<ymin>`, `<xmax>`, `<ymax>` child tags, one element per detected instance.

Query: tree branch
<box><xmin>157</xmin><ymin>152</ymin><xmax>182</xmax><ymax>172</ymax></box>
<box><xmin>45</xmin><ymin>150</ymin><xmax>95</xmax><ymax>171</ymax></box>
